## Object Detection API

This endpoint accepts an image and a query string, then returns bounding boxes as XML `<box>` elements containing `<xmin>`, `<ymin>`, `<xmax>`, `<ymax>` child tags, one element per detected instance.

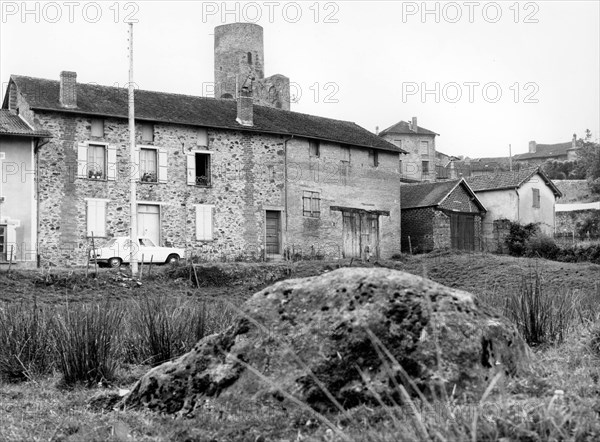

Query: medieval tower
<box><xmin>214</xmin><ymin>23</ymin><xmax>290</xmax><ymax>110</ymax></box>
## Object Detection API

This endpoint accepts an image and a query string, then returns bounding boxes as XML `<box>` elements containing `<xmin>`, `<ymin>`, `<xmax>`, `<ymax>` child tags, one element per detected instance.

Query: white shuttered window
<box><xmin>195</xmin><ymin>205</ymin><xmax>214</xmax><ymax>241</ymax></box>
<box><xmin>86</xmin><ymin>199</ymin><xmax>108</xmax><ymax>237</ymax></box>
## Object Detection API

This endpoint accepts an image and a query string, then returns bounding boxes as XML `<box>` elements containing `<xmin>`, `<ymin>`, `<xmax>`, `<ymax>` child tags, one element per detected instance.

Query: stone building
<box><xmin>400</xmin><ymin>179</ymin><xmax>486</xmax><ymax>253</ymax></box>
<box><xmin>214</xmin><ymin>23</ymin><xmax>290</xmax><ymax>110</ymax></box>
<box><xmin>379</xmin><ymin>117</ymin><xmax>438</xmax><ymax>182</ymax></box>
<box><xmin>1</xmin><ymin>70</ymin><xmax>403</xmax><ymax>265</ymax></box>
<box><xmin>0</xmin><ymin>110</ymin><xmax>51</xmax><ymax>266</ymax></box>
<box><xmin>513</xmin><ymin>135</ymin><xmax>580</xmax><ymax>165</ymax></box>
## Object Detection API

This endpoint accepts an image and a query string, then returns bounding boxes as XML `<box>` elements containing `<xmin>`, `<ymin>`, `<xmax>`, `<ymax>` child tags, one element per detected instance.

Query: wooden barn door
<box><xmin>451</xmin><ymin>214</ymin><xmax>475</xmax><ymax>251</ymax></box>
<box><xmin>342</xmin><ymin>211</ymin><xmax>380</xmax><ymax>259</ymax></box>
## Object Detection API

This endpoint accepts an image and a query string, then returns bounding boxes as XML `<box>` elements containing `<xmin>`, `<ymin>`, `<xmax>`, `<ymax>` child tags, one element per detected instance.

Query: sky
<box><xmin>1</xmin><ymin>1</ymin><xmax>599</xmax><ymax>158</ymax></box>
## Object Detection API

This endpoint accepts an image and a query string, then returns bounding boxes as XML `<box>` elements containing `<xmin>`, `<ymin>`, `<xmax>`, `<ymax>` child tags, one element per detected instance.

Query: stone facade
<box><xmin>23</xmin><ymin>100</ymin><xmax>400</xmax><ymax>264</ymax></box>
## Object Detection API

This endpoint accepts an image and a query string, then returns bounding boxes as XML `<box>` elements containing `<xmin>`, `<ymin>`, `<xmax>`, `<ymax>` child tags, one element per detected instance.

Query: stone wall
<box><xmin>555</xmin><ymin>180</ymin><xmax>594</xmax><ymax>203</ymax></box>
<box><xmin>286</xmin><ymin>139</ymin><xmax>401</xmax><ymax>259</ymax></box>
<box><xmin>26</xmin><ymin>107</ymin><xmax>400</xmax><ymax>265</ymax></box>
<box><xmin>556</xmin><ymin>210</ymin><xmax>598</xmax><ymax>235</ymax></box>
<box><xmin>381</xmin><ymin>132</ymin><xmax>436</xmax><ymax>181</ymax></box>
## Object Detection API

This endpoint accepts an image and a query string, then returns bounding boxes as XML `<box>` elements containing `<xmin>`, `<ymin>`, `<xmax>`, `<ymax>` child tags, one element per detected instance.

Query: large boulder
<box><xmin>120</xmin><ymin>267</ymin><xmax>529</xmax><ymax>414</ymax></box>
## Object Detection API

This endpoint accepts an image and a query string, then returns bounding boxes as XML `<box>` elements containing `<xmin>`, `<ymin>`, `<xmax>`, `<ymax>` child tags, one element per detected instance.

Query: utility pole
<box><xmin>509</xmin><ymin>144</ymin><xmax>513</xmax><ymax>171</ymax></box>
<box><xmin>128</xmin><ymin>22</ymin><xmax>138</xmax><ymax>276</ymax></box>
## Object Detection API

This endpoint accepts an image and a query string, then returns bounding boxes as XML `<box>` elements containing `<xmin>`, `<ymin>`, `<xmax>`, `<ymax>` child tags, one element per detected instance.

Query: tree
<box><xmin>575</xmin><ymin>129</ymin><xmax>600</xmax><ymax>193</ymax></box>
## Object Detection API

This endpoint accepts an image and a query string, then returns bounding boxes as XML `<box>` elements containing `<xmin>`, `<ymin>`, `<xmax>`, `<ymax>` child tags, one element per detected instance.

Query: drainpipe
<box><xmin>283</xmin><ymin>135</ymin><xmax>294</xmax><ymax>258</ymax></box>
<box><xmin>515</xmin><ymin>188</ymin><xmax>520</xmax><ymax>222</ymax></box>
<box><xmin>34</xmin><ymin>138</ymin><xmax>50</xmax><ymax>268</ymax></box>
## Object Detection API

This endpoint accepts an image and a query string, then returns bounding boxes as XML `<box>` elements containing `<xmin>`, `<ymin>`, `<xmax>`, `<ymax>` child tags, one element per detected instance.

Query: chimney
<box><xmin>412</xmin><ymin>117</ymin><xmax>418</xmax><ymax>133</ymax></box>
<box><xmin>59</xmin><ymin>71</ymin><xmax>77</xmax><ymax>108</ymax></box>
<box><xmin>375</xmin><ymin>125</ymin><xmax>379</xmax><ymax>135</ymax></box>
<box><xmin>572</xmin><ymin>133</ymin><xmax>577</xmax><ymax>149</ymax></box>
<box><xmin>8</xmin><ymin>81</ymin><xmax>17</xmax><ymax>111</ymax></box>
<box><xmin>528</xmin><ymin>140</ymin><xmax>536</xmax><ymax>153</ymax></box>
<box><xmin>236</xmin><ymin>85</ymin><xmax>253</xmax><ymax>127</ymax></box>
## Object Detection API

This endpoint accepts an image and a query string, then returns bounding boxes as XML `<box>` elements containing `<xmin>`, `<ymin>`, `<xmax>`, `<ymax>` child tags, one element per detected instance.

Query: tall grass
<box><xmin>504</xmin><ymin>269</ymin><xmax>582</xmax><ymax>346</ymax></box>
<box><xmin>126</xmin><ymin>296</ymin><xmax>234</xmax><ymax>365</ymax></box>
<box><xmin>52</xmin><ymin>301</ymin><xmax>125</xmax><ymax>386</ymax></box>
<box><xmin>0</xmin><ymin>299</ymin><xmax>53</xmax><ymax>382</ymax></box>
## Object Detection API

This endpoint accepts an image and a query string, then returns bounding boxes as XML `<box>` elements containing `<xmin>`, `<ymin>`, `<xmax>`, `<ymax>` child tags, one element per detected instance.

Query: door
<box><xmin>451</xmin><ymin>214</ymin><xmax>475</xmax><ymax>251</ymax></box>
<box><xmin>342</xmin><ymin>211</ymin><xmax>380</xmax><ymax>259</ymax></box>
<box><xmin>138</xmin><ymin>204</ymin><xmax>160</xmax><ymax>245</ymax></box>
<box><xmin>265</xmin><ymin>211</ymin><xmax>281</xmax><ymax>255</ymax></box>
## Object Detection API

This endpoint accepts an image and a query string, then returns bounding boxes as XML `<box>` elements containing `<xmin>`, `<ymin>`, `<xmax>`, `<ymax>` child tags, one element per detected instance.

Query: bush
<box><xmin>0</xmin><ymin>300</ymin><xmax>53</xmax><ymax>382</ymax></box>
<box><xmin>505</xmin><ymin>221</ymin><xmax>539</xmax><ymax>256</ymax></box>
<box><xmin>51</xmin><ymin>301</ymin><xmax>124</xmax><ymax>386</ymax></box>
<box><xmin>525</xmin><ymin>233</ymin><xmax>561</xmax><ymax>260</ymax></box>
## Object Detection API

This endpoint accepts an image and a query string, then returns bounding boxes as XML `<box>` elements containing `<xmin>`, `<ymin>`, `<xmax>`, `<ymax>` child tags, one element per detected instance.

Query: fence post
<box><xmin>408</xmin><ymin>236</ymin><xmax>413</xmax><ymax>255</ymax></box>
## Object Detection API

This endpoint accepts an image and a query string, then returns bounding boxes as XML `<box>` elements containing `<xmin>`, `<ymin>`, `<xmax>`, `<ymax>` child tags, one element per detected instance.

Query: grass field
<box><xmin>1</xmin><ymin>253</ymin><xmax>600</xmax><ymax>441</ymax></box>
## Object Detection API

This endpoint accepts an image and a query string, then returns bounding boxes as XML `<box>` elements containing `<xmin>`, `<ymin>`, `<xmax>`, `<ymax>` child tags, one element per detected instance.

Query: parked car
<box><xmin>90</xmin><ymin>237</ymin><xmax>185</xmax><ymax>268</ymax></box>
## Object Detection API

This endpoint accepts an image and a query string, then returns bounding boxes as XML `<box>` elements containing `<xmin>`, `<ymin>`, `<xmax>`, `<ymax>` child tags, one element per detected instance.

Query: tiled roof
<box><xmin>5</xmin><ymin>75</ymin><xmax>404</xmax><ymax>153</ymax></box>
<box><xmin>513</xmin><ymin>142</ymin><xmax>575</xmax><ymax>161</ymax></box>
<box><xmin>466</xmin><ymin>167</ymin><xmax>562</xmax><ymax>197</ymax></box>
<box><xmin>0</xmin><ymin>109</ymin><xmax>52</xmax><ymax>137</ymax></box>
<box><xmin>379</xmin><ymin>120</ymin><xmax>438</xmax><ymax>136</ymax></box>
<box><xmin>401</xmin><ymin>179</ymin><xmax>483</xmax><ymax>210</ymax></box>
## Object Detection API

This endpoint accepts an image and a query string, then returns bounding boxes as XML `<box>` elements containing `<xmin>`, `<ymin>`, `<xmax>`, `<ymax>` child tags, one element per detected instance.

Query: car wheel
<box><xmin>108</xmin><ymin>257</ymin><xmax>122</xmax><ymax>268</ymax></box>
<box><xmin>166</xmin><ymin>254</ymin><xmax>180</xmax><ymax>265</ymax></box>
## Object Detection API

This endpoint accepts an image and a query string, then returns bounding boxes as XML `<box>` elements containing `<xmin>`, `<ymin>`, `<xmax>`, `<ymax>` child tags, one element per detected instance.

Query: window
<box><xmin>422</xmin><ymin>161</ymin><xmax>430</xmax><ymax>175</ymax></box>
<box><xmin>195</xmin><ymin>204</ymin><xmax>214</xmax><ymax>241</ymax></box>
<box><xmin>87</xmin><ymin>144</ymin><xmax>106</xmax><ymax>179</ymax></box>
<box><xmin>420</xmin><ymin>141</ymin><xmax>430</xmax><ymax>157</ymax></box>
<box><xmin>77</xmin><ymin>142</ymin><xmax>116</xmax><ymax>180</ymax></box>
<box><xmin>187</xmin><ymin>151</ymin><xmax>212</xmax><ymax>186</ymax></box>
<box><xmin>197</xmin><ymin>128</ymin><xmax>208</xmax><ymax>147</ymax></box>
<box><xmin>86</xmin><ymin>199</ymin><xmax>107</xmax><ymax>237</ymax></box>
<box><xmin>309</xmin><ymin>140</ymin><xmax>320</xmax><ymax>158</ymax></box>
<box><xmin>140</xmin><ymin>148</ymin><xmax>158</xmax><ymax>182</ymax></box>
<box><xmin>532</xmin><ymin>188</ymin><xmax>540</xmax><ymax>208</ymax></box>
<box><xmin>368</xmin><ymin>149</ymin><xmax>379</xmax><ymax>167</ymax></box>
<box><xmin>91</xmin><ymin>118</ymin><xmax>104</xmax><ymax>137</ymax></box>
<box><xmin>394</xmin><ymin>139</ymin><xmax>403</xmax><ymax>149</ymax></box>
<box><xmin>303</xmin><ymin>191</ymin><xmax>321</xmax><ymax>218</ymax></box>
<box><xmin>0</xmin><ymin>225</ymin><xmax>6</xmax><ymax>261</ymax></box>
<box><xmin>341</xmin><ymin>145</ymin><xmax>351</xmax><ymax>162</ymax></box>
<box><xmin>141</xmin><ymin>123</ymin><xmax>154</xmax><ymax>142</ymax></box>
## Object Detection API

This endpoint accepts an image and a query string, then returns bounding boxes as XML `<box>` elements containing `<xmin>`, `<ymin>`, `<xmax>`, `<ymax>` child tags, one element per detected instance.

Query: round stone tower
<box><xmin>214</xmin><ymin>23</ymin><xmax>264</xmax><ymax>99</ymax></box>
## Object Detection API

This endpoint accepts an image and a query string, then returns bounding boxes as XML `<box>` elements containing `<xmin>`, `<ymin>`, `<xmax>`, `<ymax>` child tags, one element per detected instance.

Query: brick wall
<box><xmin>401</xmin><ymin>207</ymin><xmax>435</xmax><ymax>253</ymax></box>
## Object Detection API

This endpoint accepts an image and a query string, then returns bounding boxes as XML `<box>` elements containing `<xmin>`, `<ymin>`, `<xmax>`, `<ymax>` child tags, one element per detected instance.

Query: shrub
<box><xmin>504</xmin><ymin>268</ymin><xmax>581</xmax><ymax>346</ymax></box>
<box><xmin>505</xmin><ymin>221</ymin><xmax>539</xmax><ymax>256</ymax></box>
<box><xmin>51</xmin><ymin>301</ymin><xmax>124</xmax><ymax>385</ymax></box>
<box><xmin>525</xmin><ymin>233</ymin><xmax>560</xmax><ymax>260</ymax></box>
<box><xmin>0</xmin><ymin>300</ymin><xmax>53</xmax><ymax>382</ymax></box>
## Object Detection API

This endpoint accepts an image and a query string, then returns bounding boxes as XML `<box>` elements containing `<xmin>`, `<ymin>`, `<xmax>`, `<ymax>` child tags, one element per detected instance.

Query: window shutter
<box><xmin>87</xmin><ymin>200</ymin><xmax>107</xmax><ymax>237</ymax></box>
<box><xmin>187</xmin><ymin>153</ymin><xmax>196</xmax><ymax>185</ymax></box>
<box><xmin>77</xmin><ymin>143</ymin><xmax>88</xmax><ymax>178</ymax></box>
<box><xmin>195</xmin><ymin>205</ymin><xmax>213</xmax><ymax>240</ymax></box>
<box><xmin>158</xmin><ymin>148</ymin><xmax>168</xmax><ymax>183</ymax></box>
<box><xmin>87</xmin><ymin>200</ymin><xmax>96</xmax><ymax>236</ymax></box>
<box><xmin>6</xmin><ymin>225</ymin><xmax>16</xmax><ymax>260</ymax></box>
<box><xmin>106</xmin><ymin>145</ymin><xmax>117</xmax><ymax>181</ymax></box>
